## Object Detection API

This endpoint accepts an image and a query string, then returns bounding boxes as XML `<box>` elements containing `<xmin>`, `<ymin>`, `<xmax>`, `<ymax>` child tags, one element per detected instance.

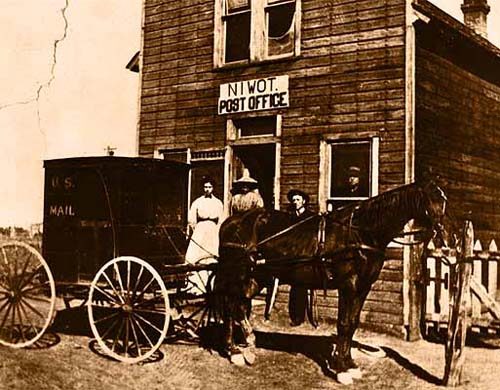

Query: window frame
<box><xmin>214</xmin><ymin>0</ymin><xmax>301</xmax><ymax>68</ymax></box>
<box><xmin>319</xmin><ymin>135</ymin><xmax>379</xmax><ymax>212</ymax></box>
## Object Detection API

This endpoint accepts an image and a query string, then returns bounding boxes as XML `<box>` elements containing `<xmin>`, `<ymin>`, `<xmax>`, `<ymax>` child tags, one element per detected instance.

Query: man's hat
<box><xmin>287</xmin><ymin>189</ymin><xmax>309</xmax><ymax>203</ymax></box>
<box><xmin>347</xmin><ymin>166</ymin><xmax>361</xmax><ymax>176</ymax></box>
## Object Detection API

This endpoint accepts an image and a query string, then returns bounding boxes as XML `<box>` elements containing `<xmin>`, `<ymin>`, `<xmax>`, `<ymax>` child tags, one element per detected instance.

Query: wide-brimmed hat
<box><xmin>232</xmin><ymin>169</ymin><xmax>258</xmax><ymax>191</ymax></box>
<box><xmin>347</xmin><ymin>166</ymin><xmax>361</xmax><ymax>176</ymax></box>
<box><xmin>287</xmin><ymin>189</ymin><xmax>309</xmax><ymax>203</ymax></box>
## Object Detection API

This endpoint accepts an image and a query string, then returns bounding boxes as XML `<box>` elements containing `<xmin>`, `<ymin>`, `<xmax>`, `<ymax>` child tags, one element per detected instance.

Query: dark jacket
<box><xmin>288</xmin><ymin>206</ymin><xmax>314</xmax><ymax>326</ymax></box>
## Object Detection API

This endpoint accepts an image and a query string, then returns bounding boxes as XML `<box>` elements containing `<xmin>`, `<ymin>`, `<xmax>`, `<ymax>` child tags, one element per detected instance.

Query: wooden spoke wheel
<box><xmin>88</xmin><ymin>256</ymin><xmax>170</xmax><ymax>363</ymax></box>
<box><xmin>173</xmin><ymin>268</ymin><xmax>221</xmax><ymax>341</ymax></box>
<box><xmin>0</xmin><ymin>241</ymin><xmax>56</xmax><ymax>348</ymax></box>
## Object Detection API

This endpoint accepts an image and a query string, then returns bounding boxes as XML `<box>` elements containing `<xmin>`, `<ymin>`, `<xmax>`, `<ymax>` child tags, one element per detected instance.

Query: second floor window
<box><xmin>216</xmin><ymin>0</ymin><xmax>300</xmax><ymax>66</ymax></box>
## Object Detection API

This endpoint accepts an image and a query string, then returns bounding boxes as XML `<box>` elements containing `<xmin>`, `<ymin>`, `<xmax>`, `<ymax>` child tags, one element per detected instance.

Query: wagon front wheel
<box><xmin>0</xmin><ymin>241</ymin><xmax>56</xmax><ymax>348</ymax></box>
<box><xmin>88</xmin><ymin>256</ymin><xmax>170</xmax><ymax>363</ymax></box>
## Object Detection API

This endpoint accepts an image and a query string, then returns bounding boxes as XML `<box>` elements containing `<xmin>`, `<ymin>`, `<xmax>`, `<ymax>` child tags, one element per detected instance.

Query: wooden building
<box><xmin>135</xmin><ymin>0</ymin><xmax>500</xmax><ymax>336</ymax></box>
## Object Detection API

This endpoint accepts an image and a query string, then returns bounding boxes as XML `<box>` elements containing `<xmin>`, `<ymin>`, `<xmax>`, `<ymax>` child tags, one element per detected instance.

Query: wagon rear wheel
<box><xmin>0</xmin><ymin>241</ymin><xmax>56</xmax><ymax>348</ymax></box>
<box><xmin>88</xmin><ymin>256</ymin><xmax>170</xmax><ymax>363</ymax></box>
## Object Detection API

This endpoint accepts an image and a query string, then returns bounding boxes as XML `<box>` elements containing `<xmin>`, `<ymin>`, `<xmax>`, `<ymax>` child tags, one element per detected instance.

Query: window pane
<box><xmin>330</xmin><ymin>142</ymin><xmax>371</xmax><ymax>198</ymax></box>
<box><xmin>268</xmin><ymin>3</ymin><xmax>295</xmax><ymax>38</ymax></box>
<box><xmin>225</xmin><ymin>12</ymin><xmax>250</xmax><ymax>62</ymax></box>
<box><xmin>267</xmin><ymin>3</ymin><xmax>295</xmax><ymax>57</ymax></box>
<box><xmin>233</xmin><ymin>116</ymin><xmax>276</xmax><ymax>137</ymax></box>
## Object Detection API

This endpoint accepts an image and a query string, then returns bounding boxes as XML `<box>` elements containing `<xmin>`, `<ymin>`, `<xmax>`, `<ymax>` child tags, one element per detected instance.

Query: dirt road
<box><xmin>1</xmin><ymin>305</ymin><xmax>499</xmax><ymax>390</ymax></box>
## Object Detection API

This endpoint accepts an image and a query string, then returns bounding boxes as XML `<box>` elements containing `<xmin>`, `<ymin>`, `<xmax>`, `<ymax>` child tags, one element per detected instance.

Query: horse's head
<box><xmin>418</xmin><ymin>179</ymin><xmax>448</xmax><ymax>242</ymax></box>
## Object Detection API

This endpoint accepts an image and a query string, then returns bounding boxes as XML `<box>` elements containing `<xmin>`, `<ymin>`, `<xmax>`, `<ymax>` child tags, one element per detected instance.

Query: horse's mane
<box><xmin>350</xmin><ymin>183</ymin><xmax>426</xmax><ymax>232</ymax></box>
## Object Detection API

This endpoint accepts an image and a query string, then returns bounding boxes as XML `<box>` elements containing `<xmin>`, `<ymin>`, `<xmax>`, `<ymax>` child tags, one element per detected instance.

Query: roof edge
<box><xmin>412</xmin><ymin>0</ymin><xmax>500</xmax><ymax>58</ymax></box>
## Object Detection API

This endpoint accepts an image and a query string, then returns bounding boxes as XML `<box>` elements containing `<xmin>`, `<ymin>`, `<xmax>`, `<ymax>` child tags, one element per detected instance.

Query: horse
<box><xmin>215</xmin><ymin>179</ymin><xmax>447</xmax><ymax>384</ymax></box>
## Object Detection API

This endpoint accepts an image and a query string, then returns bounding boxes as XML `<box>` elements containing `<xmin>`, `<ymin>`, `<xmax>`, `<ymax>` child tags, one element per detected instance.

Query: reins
<box><xmin>256</xmin><ymin>213</ymin><xmax>318</xmax><ymax>247</ymax></box>
<box><xmin>390</xmin><ymin>229</ymin><xmax>433</xmax><ymax>246</ymax></box>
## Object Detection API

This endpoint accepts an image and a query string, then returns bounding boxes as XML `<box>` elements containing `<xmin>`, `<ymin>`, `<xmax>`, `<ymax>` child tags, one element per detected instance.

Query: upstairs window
<box><xmin>267</xmin><ymin>0</ymin><xmax>296</xmax><ymax>57</ymax></box>
<box><xmin>224</xmin><ymin>1</ymin><xmax>251</xmax><ymax>63</ymax></box>
<box><xmin>215</xmin><ymin>0</ymin><xmax>300</xmax><ymax>67</ymax></box>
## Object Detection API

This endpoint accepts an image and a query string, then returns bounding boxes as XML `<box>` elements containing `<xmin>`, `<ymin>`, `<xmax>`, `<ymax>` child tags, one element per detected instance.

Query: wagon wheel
<box><xmin>173</xmin><ymin>266</ymin><xmax>221</xmax><ymax>342</ymax></box>
<box><xmin>88</xmin><ymin>256</ymin><xmax>170</xmax><ymax>363</ymax></box>
<box><xmin>0</xmin><ymin>241</ymin><xmax>56</xmax><ymax>348</ymax></box>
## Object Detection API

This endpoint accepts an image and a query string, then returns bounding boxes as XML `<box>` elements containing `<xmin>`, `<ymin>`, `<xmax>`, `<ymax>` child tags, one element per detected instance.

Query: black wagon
<box><xmin>0</xmin><ymin>157</ymin><xmax>217</xmax><ymax>363</ymax></box>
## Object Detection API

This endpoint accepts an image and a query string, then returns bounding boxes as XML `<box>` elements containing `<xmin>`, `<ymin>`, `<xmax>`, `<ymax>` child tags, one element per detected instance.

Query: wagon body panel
<box><xmin>42</xmin><ymin>157</ymin><xmax>190</xmax><ymax>284</ymax></box>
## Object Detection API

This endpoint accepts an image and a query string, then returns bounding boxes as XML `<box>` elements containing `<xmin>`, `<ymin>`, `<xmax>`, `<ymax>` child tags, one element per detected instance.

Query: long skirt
<box><xmin>185</xmin><ymin>220</ymin><xmax>219</xmax><ymax>294</ymax></box>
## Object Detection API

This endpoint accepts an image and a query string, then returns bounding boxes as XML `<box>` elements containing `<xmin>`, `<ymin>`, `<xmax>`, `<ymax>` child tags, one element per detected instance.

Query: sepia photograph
<box><xmin>1</xmin><ymin>1</ymin><xmax>500</xmax><ymax>389</ymax></box>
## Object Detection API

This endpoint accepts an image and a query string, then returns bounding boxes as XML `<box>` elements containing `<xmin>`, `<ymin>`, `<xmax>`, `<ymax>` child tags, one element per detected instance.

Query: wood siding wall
<box><xmin>139</xmin><ymin>0</ymin><xmax>408</xmax><ymax>333</ymax></box>
<box><xmin>415</xmin><ymin>46</ymin><xmax>500</xmax><ymax>243</ymax></box>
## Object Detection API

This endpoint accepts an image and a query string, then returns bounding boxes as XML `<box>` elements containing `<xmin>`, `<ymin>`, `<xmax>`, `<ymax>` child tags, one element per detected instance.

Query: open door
<box><xmin>231</xmin><ymin>143</ymin><xmax>276</xmax><ymax>210</ymax></box>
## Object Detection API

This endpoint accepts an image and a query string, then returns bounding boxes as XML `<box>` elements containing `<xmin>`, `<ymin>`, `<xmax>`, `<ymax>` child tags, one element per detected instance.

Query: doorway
<box><xmin>231</xmin><ymin>143</ymin><xmax>277</xmax><ymax>210</ymax></box>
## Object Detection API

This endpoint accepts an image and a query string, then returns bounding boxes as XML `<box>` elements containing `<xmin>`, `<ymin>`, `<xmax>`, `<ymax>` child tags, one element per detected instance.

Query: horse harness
<box><xmin>221</xmin><ymin>209</ymin><xmax>385</xmax><ymax>273</ymax></box>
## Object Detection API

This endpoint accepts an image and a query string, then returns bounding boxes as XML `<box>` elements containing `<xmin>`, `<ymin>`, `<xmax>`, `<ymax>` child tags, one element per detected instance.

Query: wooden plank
<box><xmin>470</xmin><ymin>277</ymin><xmax>500</xmax><ymax>321</ymax></box>
<box><xmin>408</xmin><ymin>242</ymin><xmax>424</xmax><ymax>341</ymax></box>
<box><xmin>444</xmin><ymin>221</ymin><xmax>473</xmax><ymax>387</ymax></box>
<box><xmin>472</xmin><ymin>258</ymin><xmax>482</xmax><ymax>318</ymax></box>
<box><xmin>440</xmin><ymin>258</ymin><xmax>450</xmax><ymax>319</ymax></box>
<box><xmin>487</xmin><ymin>253</ymin><xmax>498</xmax><ymax>300</ymax></box>
<box><xmin>426</xmin><ymin>256</ymin><xmax>436</xmax><ymax>317</ymax></box>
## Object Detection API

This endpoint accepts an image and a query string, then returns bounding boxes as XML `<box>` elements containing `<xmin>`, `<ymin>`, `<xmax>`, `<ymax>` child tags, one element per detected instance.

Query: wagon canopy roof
<box><xmin>43</xmin><ymin>156</ymin><xmax>190</xmax><ymax>171</ymax></box>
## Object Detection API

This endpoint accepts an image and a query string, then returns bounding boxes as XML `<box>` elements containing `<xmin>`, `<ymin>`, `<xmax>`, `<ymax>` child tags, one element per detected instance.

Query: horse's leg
<box><xmin>328</xmin><ymin>274</ymin><xmax>370</xmax><ymax>384</ymax></box>
<box><xmin>222</xmin><ymin>295</ymin><xmax>233</xmax><ymax>353</ymax></box>
<box><xmin>239</xmin><ymin>298</ymin><xmax>256</xmax><ymax>365</ymax></box>
<box><xmin>331</xmin><ymin>259</ymin><xmax>385</xmax><ymax>382</ymax></box>
<box><xmin>329</xmin><ymin>282</ymin><xmax>356</xmax><ymax>384</ymax></box>
<box><xmin>341</xmin><ymin>287</ymin><xmax>372</xmax><ymax>380</ymax></box>
<box><xmin>223</xmin><ymin>296</ymin><xmax>246</xmax><ymax>366</ymax></box>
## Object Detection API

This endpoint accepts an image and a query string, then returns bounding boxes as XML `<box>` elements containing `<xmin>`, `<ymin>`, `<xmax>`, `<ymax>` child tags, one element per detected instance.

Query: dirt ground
<box><xmin>1</xmin><ymin>301</ymin><xmax>499</xmax><ymax>390</ymax></box>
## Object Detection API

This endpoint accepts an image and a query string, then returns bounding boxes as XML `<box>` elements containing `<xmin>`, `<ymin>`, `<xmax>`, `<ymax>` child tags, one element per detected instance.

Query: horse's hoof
<box><xmin>230</xmin><ymin>353</ymin><xmax>246</xmax><ymax>366</ymax></box>
<box><xmin>337</xmin><ymin>372</ymin><xmax>353</xmax><ymax>385</ymax></box>
<box><xmin>243</xmin><ymin>349</ymin><xmax>256</xmax><ymax>365</ymax></box>
<box><xmin>347</xmin><ymin>368</ymin><xmax>362</xmax><ymax>379</ymax></box>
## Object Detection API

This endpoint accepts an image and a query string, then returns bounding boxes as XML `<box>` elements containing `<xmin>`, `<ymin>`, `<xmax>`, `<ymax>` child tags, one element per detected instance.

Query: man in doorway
<box><xmin>185</xmin><ymin>176</ymin><xmax>224</xmax><ymax>293</ymax></box>
<box><xmin>287</xmin><ymin>189</ymin><xmax>314</xmax><ymax>326</ymax></box>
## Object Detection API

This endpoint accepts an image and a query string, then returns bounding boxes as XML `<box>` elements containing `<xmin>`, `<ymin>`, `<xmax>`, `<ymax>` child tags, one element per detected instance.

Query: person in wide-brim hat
<box><xmin>230</xmin><ymin>168</ymin><xmax>264</xmax><ymax>213</ymax></box>
<box><xmin>287</xmin><ymin>189</ymin><xmax>310</xmax><ymax>204</ymax></box>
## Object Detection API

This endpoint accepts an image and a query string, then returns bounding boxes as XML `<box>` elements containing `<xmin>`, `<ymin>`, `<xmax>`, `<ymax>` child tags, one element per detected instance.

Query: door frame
<box><xmin>225</xmin><ymin>115</ymin><xmax>282</xmax><ymax>211</ymax></box>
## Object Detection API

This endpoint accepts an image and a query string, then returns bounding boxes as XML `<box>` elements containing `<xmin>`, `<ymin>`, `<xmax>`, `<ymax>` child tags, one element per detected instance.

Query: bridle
<box><xmin>391</xmin><ymin>185</ymin><xmax>448</xmax><ymax>246</ymax></box>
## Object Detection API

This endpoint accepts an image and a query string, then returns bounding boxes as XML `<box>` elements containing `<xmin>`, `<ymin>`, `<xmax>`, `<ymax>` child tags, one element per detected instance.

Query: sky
<box><xmin>0</xmin><ymin>0</ymin><xmax>499</xmax><ymax>228</ymax></box>
<box><xmin>0</xmin><ymin>0</ymin><xmax>142</xmax><ymax>227</ymax></box>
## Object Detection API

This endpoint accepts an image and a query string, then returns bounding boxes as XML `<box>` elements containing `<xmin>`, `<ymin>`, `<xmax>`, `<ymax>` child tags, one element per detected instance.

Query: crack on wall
<box><xmin>0</xmin><ymin>0</ymin><xmax>70</xmax><ymax>140</ymax></box>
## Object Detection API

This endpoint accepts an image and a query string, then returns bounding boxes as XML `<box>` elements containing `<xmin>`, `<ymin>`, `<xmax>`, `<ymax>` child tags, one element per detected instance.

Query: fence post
<box><xmin>443</xmin><ymin>220</ymin><xmax>473</xmax><ymax>387</ymax></box>
<box><xmin>408</xmin><ymin>240</ymin><xmax>424</xmax><ymax>341</ymax></box>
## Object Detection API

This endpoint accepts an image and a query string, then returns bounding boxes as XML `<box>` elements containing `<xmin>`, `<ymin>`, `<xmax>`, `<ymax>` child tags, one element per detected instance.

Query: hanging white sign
<box><xmin>218</xmin><ymin>75</ymin><xmax>289</xmax><ymax>114</ymax></box>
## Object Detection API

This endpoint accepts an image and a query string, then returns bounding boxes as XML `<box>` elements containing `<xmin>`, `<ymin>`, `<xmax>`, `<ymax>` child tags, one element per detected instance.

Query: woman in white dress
<box><xmin>185</xmin><ymin>177</ymin><xmax>224</xmax><ymax>293</ymax></box>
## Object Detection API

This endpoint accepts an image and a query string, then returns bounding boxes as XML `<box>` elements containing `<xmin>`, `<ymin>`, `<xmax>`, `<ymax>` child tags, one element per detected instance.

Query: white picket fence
<box><xmin>425</xmin><ymin>239</ymin><xmax>500</xmax><ymax>331</ymax></box>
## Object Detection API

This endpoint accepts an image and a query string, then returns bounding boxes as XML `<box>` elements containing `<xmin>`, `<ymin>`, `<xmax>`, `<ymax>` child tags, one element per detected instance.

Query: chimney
<box><xmin>461</xmin><ymin>0</ymin><xmax>490</xmax><ymax>38</ymax></box>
